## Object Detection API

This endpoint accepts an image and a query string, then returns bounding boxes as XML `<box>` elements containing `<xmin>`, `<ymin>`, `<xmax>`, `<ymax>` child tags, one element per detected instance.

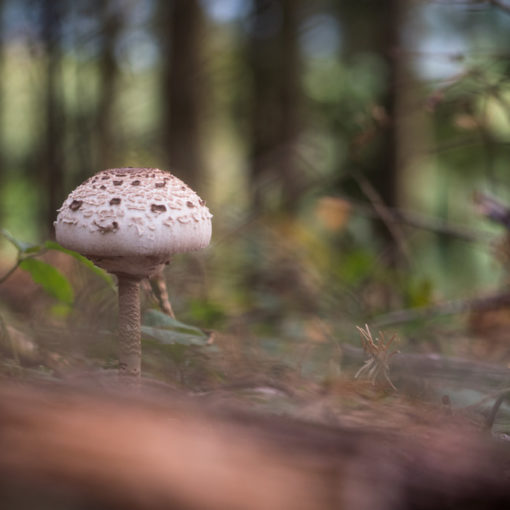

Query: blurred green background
<box><xmin>0</xmin><ymin>0</ymin><xmax>509</xmax><ymax>386</ymax></box>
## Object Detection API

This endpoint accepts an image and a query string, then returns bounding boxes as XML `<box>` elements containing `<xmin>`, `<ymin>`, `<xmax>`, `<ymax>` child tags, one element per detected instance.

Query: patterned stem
<box><xmin>117</xmin><ymin>274</ymin><xmax>142</xmax><ymax>379</ymax></box>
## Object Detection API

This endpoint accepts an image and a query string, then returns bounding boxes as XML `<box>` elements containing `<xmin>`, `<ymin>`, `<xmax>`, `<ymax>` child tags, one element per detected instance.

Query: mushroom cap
<box><xmin>54</xmin><ymin>168</ymin><xmax>212</xmax><ymax>277</ymax></box>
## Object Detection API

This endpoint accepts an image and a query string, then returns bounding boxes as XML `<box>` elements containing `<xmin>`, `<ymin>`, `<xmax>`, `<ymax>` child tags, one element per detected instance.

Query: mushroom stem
<box><xmin>117</xmin><ymin>274</ymin><xmax>142</xmax><ymax>379</ymax></box>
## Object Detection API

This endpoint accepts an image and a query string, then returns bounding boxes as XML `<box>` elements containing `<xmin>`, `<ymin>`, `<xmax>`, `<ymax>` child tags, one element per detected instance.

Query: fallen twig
<box><xmin>342</xmin><ymin>343</ymin><xmax>510</xmax><ymax>389</ymax></box>
<box><xmin>371</xmin><ymin>289</ymin><xmax>510</xmax><ymax>328</ymax></box>
<box><xmin>474</xmin><ymin>191</ymin><xmax>510</xmax><ymax>230</ymax></box>
<box><xmin>484</xmin><ymin>389</ymin><xmax>510</xmax><ymax>433</ymax></box>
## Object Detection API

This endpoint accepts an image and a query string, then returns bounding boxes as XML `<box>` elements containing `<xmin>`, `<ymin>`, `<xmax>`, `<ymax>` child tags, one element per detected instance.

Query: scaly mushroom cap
<box><xmin>54</xmin><ymin>168</ymin><xmax>212</xmax><ymax>277</ymax></box>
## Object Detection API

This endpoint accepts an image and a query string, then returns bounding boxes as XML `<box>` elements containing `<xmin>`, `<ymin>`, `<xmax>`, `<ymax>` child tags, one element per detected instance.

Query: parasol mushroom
<box><xmin>54</xmin><ymin>167</ymin><xmax>212</xmax><ymax>379</ymax></box>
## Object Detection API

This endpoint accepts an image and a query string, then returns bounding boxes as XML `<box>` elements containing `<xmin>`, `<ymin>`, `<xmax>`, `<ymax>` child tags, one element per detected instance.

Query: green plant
<box><xmin>0</xmin><ymin>229</ymin><xmax>114</xmax><ymax>308</ymax></box>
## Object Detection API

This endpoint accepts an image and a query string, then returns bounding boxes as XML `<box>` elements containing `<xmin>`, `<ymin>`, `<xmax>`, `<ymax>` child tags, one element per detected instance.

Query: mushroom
<box><xmin>54</xmin><ymin>167</ymin><xmax>212</xmax><ymax>380</ymax></box>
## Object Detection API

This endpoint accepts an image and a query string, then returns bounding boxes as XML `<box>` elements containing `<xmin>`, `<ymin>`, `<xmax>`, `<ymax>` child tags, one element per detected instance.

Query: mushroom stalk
<box><xmin>117</xmin><ymin>274</ymin><xmax>142</xmax><ymax>378</ymax></box>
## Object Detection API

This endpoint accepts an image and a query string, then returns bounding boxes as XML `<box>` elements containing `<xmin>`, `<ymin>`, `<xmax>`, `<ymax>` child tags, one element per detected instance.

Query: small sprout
<box><xmin>110</xmin><ymin>198</ymin><xmax>121</xmax><ymax>206</ymax></box>
<box><xmin>354</xmin><ymin>324</ymin><xmax>398</xmax><ymax>391</ymax></box>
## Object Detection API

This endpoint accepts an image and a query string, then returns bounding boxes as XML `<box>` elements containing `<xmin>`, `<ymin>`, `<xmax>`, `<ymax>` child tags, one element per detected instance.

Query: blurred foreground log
<box><xmin>0</xmin><ymin>383</ymin><xmax>510</xmax><ymax>510</ymax></box>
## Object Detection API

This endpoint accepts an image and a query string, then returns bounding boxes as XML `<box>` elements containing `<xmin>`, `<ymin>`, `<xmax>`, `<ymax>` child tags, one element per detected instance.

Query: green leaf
<box><xmin>143</xmin><ymin>309</ymin><xmax>208</xmax><ymax>336</ymax></box>
<box><xmin>0</xmin><ymin>228</ymin><xmax>40</xmax><ymax>254</ymax></box>
<box><xmin>142</xmin><ymin>325</ymin><xmax>208</xmax><ymax>346</ymax></box>
<box><xmin>188</xmin><ymin>299</ymin><xmax>226</xmax><ymax>328</ymax></box>
<box><xmin>44</xmin><ymin>241</ymin><xmax>115</xmax><ymax>288</ymax></box>
<box><xmin>142</xmin><ymin>309</ymin><xmax>209</xmax><ymax>346</ymax></box>
<box><xmin>406</xmin><ymin>277</ymin><xmax>434</xmax><ymax>309</ymax></box>
<box><xmin>50</xmin><ymin>303</ymin><xmax>73</xmax><ymax>318</ymax></box>
<box><xmin>19</xmin><ymin>258</ymin><xmax>74</xmax><ymax>304</ymax></box>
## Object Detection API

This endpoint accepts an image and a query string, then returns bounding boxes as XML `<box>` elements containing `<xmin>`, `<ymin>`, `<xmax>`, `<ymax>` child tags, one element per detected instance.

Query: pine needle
<box><xmin>354</xmin><ymin>324</ymin><xmax>398</xmax><ymax>391</ymax></box>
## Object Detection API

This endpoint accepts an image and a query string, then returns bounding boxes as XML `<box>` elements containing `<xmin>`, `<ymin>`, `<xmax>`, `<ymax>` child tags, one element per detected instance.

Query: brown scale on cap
<box><xmin>151</xmin><ymin>204</ymin><xmax>167</xmax><ymax>213</ymax></box>
<box><xmin>70</xmin><ymin>200</ymin><xmax>83</xmax><ymax>211</ymax></box>
<box><xmin>93</xmin><ymin>221</ymin><xmax>119</xmax><ymax>234</ymax></box>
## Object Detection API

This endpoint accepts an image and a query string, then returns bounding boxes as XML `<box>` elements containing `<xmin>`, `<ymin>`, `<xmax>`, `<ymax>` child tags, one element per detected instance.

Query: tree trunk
<box><xmin>159</xmin><ymin>0</ymin><xmax>204</xmax><ymax>191</ymax></box>
<box><xmin>0</xmin><ymin>0</ymin><xmax>4</xmax><ymax>226</ymax></box>
<box><xmin>336</xmin><ymin>0</ymin><xmax>409</xmax><ymax>263</ymax></box>
<box><xmin>373</xmin><ymin>0</ymin><xmax>401</xmax><ymax>223</ymax></box>
<box><xmin>248</xmin><ymin>0</ymin><xmax>303</xmax><ymax>213</ymax></box>
<box><xmin>40</xmin><ymin>0</ymin><xmax>65</xmax><ymax>236</ymax></box>
<box><xmin>278</xmin><ymin>0</ymin><xmax>302</xmax><ymax>211</ymax></box>
<box><xmin>96</xmin><ymin>0</ymin><xmax>122</xmax><ymax>170</ymax></box>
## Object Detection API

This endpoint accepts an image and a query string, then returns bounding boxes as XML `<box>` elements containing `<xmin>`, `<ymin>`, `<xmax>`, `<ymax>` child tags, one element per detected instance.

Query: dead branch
<box><xmin>351</xmin><ymin>172</ymin><xmax>412</xmax><ymax>264</ymax></box>
<box><xmin>488</xmin><ymin>0</ymin><xmax>510</xmax><ymax>16</ymax></box>
<box><xmin>474</xmin><ymin>191</ymin><xmax>510</xmax><ymax>230</ymax></box>
<box><xmin>371</xmin><ymin>289</ymin><xmax>510</xmax><ymax>328</ymax></box>
<box><xmin>341</xmin><ymin>342</ymin><xmax>510</xmax><ymax>389</ymax></box>
<box><xmin>347</xmin><ymin>197</ymin><xmax>494</xmax><ymax>243</ymax></box>
<box><xmin>485</xmin><ymin>389</ymin><xmax>510</xmax><ymax>432</ymax></box>
<box><xmin>391</xmin><ymin>207</ymin><xmax>495</xmax><ymax>242</ymax></box>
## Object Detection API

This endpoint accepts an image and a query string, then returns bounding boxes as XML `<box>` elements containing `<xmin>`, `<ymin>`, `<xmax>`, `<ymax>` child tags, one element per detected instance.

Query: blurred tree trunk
<box><xmin>278</xmin><ymin>0</ymin><xmax>302</xmax><ymax>212</ymax></box>
<box><xmin>96</xmin><ymin>0</ymin><xmax>122</xmax><ymax>170</ymax></box>
<box><xmin>374</xmin><ymin>0</ymin><xmax>401</xmax><ymax>221</ymax></box>
<box><xmin>248</xmin><ymin>0</ymin><xmax>303</xmax><ymax>213</ymax></box>
<box><xmin>0</xmin><ymin>0</ymin><xmax>4</xmax><ymax>226</ymax></box>
<box><xmin>40</xmin><ymin>0</ymin><xmax>65</xmax><ymax>236</ymax></box>
<box><xmin>337</xmin><ymin>0</ymin><xmax>408</xmax><ymax>260</ymax></box>
<box><xmin>67</xmin><ymin>3</ymin><xmax>91</xmax><ymax>185</ymax></box>
<box><xmin>158</xmin><ymin>0</ymin><xmax>204</xmax><ymax>191</ymax></box>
